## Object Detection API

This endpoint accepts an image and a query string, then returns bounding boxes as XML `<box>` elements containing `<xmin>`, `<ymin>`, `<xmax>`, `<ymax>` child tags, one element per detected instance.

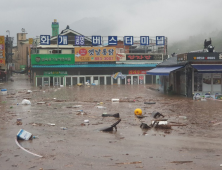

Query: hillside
<box><xmin>168</xmin><ymin>30</ymin><xmax>222</xmax><ymax>55</ymax></box>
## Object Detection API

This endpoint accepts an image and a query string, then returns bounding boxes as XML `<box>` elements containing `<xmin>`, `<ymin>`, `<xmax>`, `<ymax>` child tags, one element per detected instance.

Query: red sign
<box><xmin>139</xmin><ymin>76</ymin><xmax>144</xmax><ymax>80</ymax></box>
<box><xmin>128</xmin><ymin>70</ymin><xmax>149</xmax><ymax>74</ymax></box>
<box><xmin>126</xmin><ymin>54</ymin><xmax>162</xmax><ymax>60</ymax></box>
<box><xmin>79</xmin><ymin>49</ymin><xmax>87</xmax><ymax>56</ymax></box>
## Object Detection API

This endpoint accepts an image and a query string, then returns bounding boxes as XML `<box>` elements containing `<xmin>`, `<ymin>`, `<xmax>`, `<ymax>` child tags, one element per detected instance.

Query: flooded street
<box><xmin>1</xmin><ymin>74</ymin><xmax>222</xmax><ymax>170</ymax></box>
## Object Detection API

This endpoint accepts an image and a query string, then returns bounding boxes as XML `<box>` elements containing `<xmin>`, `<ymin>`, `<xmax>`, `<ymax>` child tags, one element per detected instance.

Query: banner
<box><xmin>75</xmin><ymin>47</ymin><xmax>116</xmax><ymax>62</ymax></box>
<box><xmin>0</xmin><ymin>36</ymin><xmax>5</xmax><ymax>65</ymax></box>
<box><xmin>116</xmin><ymin>53</ymin><xmax>126</xmax><ymax>61</ymax></box>
<box><xmin>128</xmin><ymin>70</ymin><xmax>150</xmax><ymax>74</ymax></box>
<box><xmin>31</xmin><ymin>54</ymin><xmax>75</xmax><ymax>65</ymax></box>
<box><xmin>111</xmin><ymin>72</ymin><xmax>126</xmax><ymax>79</ymax></box>
<box><xmin>126</xmin><ymin>54</ymin><xmax>162</xmax><ymax>60</ymax></box>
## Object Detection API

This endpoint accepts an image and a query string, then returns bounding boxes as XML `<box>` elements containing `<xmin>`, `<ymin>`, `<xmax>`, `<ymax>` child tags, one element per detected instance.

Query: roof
<box><xmin>50</xmin><ymin>28</ymin><xmax>92</xmax><ymax>42</ymax></box>
<box><xmin>157</xmin><ymin>56</ymin><xmax>187</xmax><ymax>67</ymax></box>
<box><xmin>32</xmin><ymin>63</ymin><xmax>157</xmax><ymax>68</ymax></box>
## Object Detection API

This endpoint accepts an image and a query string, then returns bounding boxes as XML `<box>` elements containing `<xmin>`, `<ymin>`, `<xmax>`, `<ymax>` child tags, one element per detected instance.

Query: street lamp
<box><xmin>6</xmin><ymin>30</ymin><xmax>10</xmax><ymax>37</ymax></box>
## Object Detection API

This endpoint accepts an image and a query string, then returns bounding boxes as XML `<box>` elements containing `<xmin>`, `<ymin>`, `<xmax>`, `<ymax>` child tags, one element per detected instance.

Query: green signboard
<box><xmin>20</xmin><ymin>65</ymin><xmax>26</xmax><ymax>70</ymax></box>
<box><xmin>44</xmin><ymin>71</ymin><xmax>67</xmax><ymax>76</ymax></box>
<box><xmin>31</xmin><ymin>54</ymin><xmax>75</xmax><ymax>65</ymax></box>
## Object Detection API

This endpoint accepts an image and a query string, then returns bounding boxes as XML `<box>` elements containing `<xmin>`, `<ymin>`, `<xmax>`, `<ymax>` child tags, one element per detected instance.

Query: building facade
<box><xmin>31</xmin><ymin>21</ymin><xmax>167</xmax><ymax>87</ymax></box>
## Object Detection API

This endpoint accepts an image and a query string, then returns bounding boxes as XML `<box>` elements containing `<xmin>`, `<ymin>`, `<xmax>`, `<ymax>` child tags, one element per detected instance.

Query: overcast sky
<box><xmin>1</xmin><ymin>0</ymin><xmax>222</xmax><ymax>45</ymax></box>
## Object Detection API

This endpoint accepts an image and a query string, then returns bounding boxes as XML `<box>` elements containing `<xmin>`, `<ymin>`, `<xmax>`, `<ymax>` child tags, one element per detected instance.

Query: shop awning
<box><xmin>146</xmin><ymin>66</ymin><xmax>183</xmax><ymax>76</ymax></box>
<box><xmin>192</xmin><ymin>64</ymin><xmax>222</xmax><ymax>73</ymax></box>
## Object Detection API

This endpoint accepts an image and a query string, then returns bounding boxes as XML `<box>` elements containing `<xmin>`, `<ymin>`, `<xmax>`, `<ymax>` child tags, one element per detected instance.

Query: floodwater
<box><xmin>0</xmin><ymin>74</ymin><xmax>222</xmax><ymax>170</ymax></box>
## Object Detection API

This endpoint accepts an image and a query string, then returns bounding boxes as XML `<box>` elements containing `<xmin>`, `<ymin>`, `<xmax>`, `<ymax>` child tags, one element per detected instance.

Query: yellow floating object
<box><xmin>134</xmin><ymin>108</ymin><xmax>142</xmax><ymax>116</ymax></box>
<box><xmin>77</xmin><ymin>83</ymin><xmax>83</xmax><ymax>86</ymax></box>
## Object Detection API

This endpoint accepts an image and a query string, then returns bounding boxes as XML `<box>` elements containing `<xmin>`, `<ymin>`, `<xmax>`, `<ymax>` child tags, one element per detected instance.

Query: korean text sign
<box><xmin>0</xmin><ymin>36</ymin><xmax>5</xmax><ymax>65</ymax></box>
<box><xmin>31</xmin><ymin>54</ymin><xmax>75</xmax><ymax>65</ymax></box>
<box><xmin>75</xmin><ymin>47</ymin><xmax>116</xmax><ymax>62</ymax></box>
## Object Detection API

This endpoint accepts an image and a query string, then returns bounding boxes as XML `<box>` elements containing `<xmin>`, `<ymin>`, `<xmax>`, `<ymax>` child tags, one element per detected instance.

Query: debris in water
<box><xmin>116</xmin><ymin>161</ymin><xmax>142</xmax><ymax>165</ymax></box>
<box><xmin>152</xmin><ymin>111</ymin><xmax>164</xmax><ymax>119</ymax></box>
<box><xmin>102</xmin><ymin>113</ymin><xmax>120</xmax><ymax>118</ymax></box>
<box><xmin>100</xmin><ymin>119</ymin><xmax>121</xmax><ymax>132</ymax></box>
<box><xmin>170</xmin><ymin>161</ymin><xmax>193</xmax><ymax>164</ymax></box>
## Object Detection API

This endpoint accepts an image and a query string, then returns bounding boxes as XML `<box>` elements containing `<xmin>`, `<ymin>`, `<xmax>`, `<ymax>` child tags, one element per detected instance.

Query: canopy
<box><xmin>146</xmin><ymin>66</ymin><xmax>183</xmax><ymax>76</ymax></box>
<box><xmin>192</xmin><ymin>64</ymin><xmax>222</xmax><ymax>73</ymax></box>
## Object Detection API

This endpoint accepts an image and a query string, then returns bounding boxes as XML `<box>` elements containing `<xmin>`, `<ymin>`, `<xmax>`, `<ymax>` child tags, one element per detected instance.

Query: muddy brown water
<box><xmin>0</xmin><ymin>74</ymin><xmax>222</xmax><ymax>170</ymax></box>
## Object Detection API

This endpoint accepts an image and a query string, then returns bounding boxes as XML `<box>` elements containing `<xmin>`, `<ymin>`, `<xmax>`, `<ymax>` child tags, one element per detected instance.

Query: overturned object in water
<box><xmin>152</xmin><ymin>111</ymin><xmax>164</xmax><ymax>119</ymax></box>
<box><xmin>140</xmin><ymin>123</ymin><xmax>151</xmax><ymax>129</ymax></box>
<box><xmin>151</xmin><ymin>119</ymin><xmax>171</xmax><ymax>129</ymax></box>
<box><xmin>144</xmin><ymin>102</ymin><xmax>156</xmax><ymax>104</ymax></box>
<box><xmin>102</xmin><ymin>113</ymin><xmax>120</xmax><ymax>118</ymax></box>
<box><xmin>100</xmin><ymin>119</ymin><xmax>121</xmax><ymax>131</ymax></box>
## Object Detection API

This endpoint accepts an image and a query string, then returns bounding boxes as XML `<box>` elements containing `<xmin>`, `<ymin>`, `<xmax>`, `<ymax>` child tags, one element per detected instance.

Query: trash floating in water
<box><xmin>1</xmin><ymin>89</ymin><xmax>7</xmax><ymax>95</ymax></box>
<box><xmin>84</xmin><ymin>120</ymin><xmax>89</xmax><ymax>123</ymax></box>
<box><xmin>116</xmin><ymin>161</ymin><xmax>142</xmax><ymax>165</ymax></box>
<box><xmin>21</xmin><ymin>99</ymin><xmax>31</xmax><ymax>105</ymax></box>
<box><xmin>47</xmin><ymin>123</ymin><xmax>55</xmax><ymax>126</ymax></box>
<box><xmin>112</xmin><ymin>99</ymin><xmax>119</xmax><ymax>102</ymax></box>
<box><xmin>17</xmin><ymin>129</ymin><xmax>32</xmax><ymax>140</ymax></box>
<box><xmin>15</xmin><ymin>137</ymin><xmax>43</xmax><ymax>158</ymax></box>
<box><xmin>72</xmin><ymin>105</ymin><xmax>82</xmax><ymax>108</ymax></box>
<box><xmin>102</xmin><ymin>113</ymin><xmax>120</xmax><ymax>118</ymax></box>
<box><xmin>37</xmin><ymin>102</ymin><xmax>46</xmax><ymax>104</ymax></box>
<box><xmin>27</xmin><ymin>90</ymin><xmax>32</xmax><ymax>93</ymax></box>
<box><xmin>134</xmin><ymin>108</ymin><xmax>142</xmax><ymax>116</ymax></box>
<box><xmin>152</xmin><ymin>111</ymin><xmax>164</xmax><ymax>119</ymax></box>
<box><xmin>16</xmin><ymin>118</ymin><xmax>22</xmax><ymax>125</ymax></box>
<box><xmin>61</xmin><ymin>127</ymin><xmax>67</xmax><ymax>130</ymax></box>
<box><xmin>96</xmin><ymin>106</ymin><xmax>106</xmax><ymax>109</ymax></box>
<box><xmin>140</xmin><ymin>123</ymin><xmax>151</xmax><ymax>129</ymax></box>
<box><xmin>100</xmin><ymin>119</ymin><xmax>121</xmax><ymax>132</ymax></box>
<box><xmin>179</xmin><ymin>116</ymin><xmax>187</xmax><ymax>119</ymax></box>
<box><xmin>151</xmin><ymin>120</ymin><xmax>168</xmax><ymax>125</ymax></box>
<box><xmin>144</xmin><ymin>102</ymin><xmax>156</xmax><ymax>104</ymax></box>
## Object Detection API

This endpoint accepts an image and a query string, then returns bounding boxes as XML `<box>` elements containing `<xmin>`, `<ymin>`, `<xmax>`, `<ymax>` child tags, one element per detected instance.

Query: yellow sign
<box><xmin>75</xmin><ymin>47</ymin><xmax>116</xmax><ymax>62</ymax></box>
<box><xmin>0</xmin><ymin>36</ymin><xmax>4</xmax><ymax>44</ymax></box>
<box><xmin>29</xmin><ymin>38</ymin><xmax>33</xmax><ymax>44</ymax></box>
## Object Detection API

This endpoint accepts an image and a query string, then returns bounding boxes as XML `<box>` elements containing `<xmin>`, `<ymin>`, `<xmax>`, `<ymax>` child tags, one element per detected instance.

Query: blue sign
<box><xmin>58</xmin><ymin>35</ymin><xmax>68</xmax><ymax>45</ymax></box>
<box><xmin>40</xmin><ymin>35</ymin><xmax>50</xmax><ymax>45</ymax></box>
<box><xmin>108</xmin><ymin>36</ymin><xmax>117</xmax><ymax>45</ymax></box>
<box><xmin>156</xmin><ymin>36</ymin><xmax>165</xmax><ymax>45</ymax></box>
<box><xmin>92</xmin><ymin>36</ymin><xmax>101</xmax><ymax>46</ymax></box>
<box><xmin>124</xmin><ymin>36</ymin><xmax>133</xmax><ymax>45</ymax></box>
<box><xmin>140</xmin><ymin>36</ymin><xmax>149</xmax><ymax>45</ymax></box>
<box><xmin>75</xmin><ymin>36</ymin><xmax>85</xmax><ymax>46</ymax></box>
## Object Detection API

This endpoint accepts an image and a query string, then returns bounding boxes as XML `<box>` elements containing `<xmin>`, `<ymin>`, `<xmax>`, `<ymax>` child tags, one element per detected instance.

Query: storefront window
<box><xmin>194</xmin><ymin>72</ymin><xmax>202</xmax><ymax>91</ymax></box>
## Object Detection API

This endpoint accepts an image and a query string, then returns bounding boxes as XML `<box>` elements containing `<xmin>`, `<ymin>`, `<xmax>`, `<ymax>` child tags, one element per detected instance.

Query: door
<box><xmin>66</xmin><ymin>77</ymin><xmax>71</xmax><ymax>86</ymax></box>
<box><xmin>133</xmin><ymin>76</ymin><xmax>138</xmax><ymax>84</ymax></box>
<box><xmin>53</xmin><ymin>77</ymin><xmax>63</xmax><ymax>86</ymax></box>
<box><xmin>100</xmin><ymin>77</ymin><xmax>105</xmax><ymax>85</ymax></box>
<box><xmin>43</xmin><ymin>77</ymin><xmax>50</xmax><ymax>86</ymax></box>
<box><xmin>79</xmin><ymin>77</ymin><xmax>85</xmax><ymax>84</ymax></box>
<box><xmin>53</xmin><ymin>77</ymin><xmax>60</xmax><ymax>86</ymax></box>
<box><xmin>126</xmin><ymin>76</ymin><xmax>131</xmax><ymax>85</ymax></box>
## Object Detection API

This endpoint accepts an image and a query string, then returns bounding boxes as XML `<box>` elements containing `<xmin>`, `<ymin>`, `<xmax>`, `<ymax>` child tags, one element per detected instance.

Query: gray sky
<box><xmin>1</xmin><ymin>0</ymin><xmax>222</xmax><ymax>45</ymax></box>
